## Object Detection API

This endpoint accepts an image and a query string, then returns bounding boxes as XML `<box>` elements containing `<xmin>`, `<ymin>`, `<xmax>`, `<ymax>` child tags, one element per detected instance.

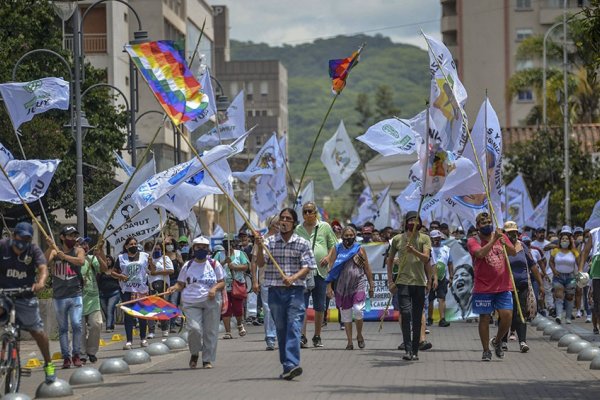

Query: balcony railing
<box><xmin>64</xmin><ymin>33</ymin><xmax>107</xmax><ymax>54</ymax></box>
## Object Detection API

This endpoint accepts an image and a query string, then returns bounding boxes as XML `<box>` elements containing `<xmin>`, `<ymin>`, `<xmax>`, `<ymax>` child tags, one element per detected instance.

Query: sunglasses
<box><xmin>302</xmin><ymin>209</ymin><xmax>316</xmax><ymax>214</ymax></box>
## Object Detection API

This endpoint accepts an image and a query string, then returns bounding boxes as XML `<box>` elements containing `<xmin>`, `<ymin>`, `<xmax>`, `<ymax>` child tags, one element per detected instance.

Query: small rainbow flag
<box><xmin>328</xmin><ymin>44</ymin><xmax>364</xmax><ymax>94</ymax></box>
<box><xmin>119</xmin><ymin>296</ymin><xmax>182</xmax><ymax>321</ymax></box>
<box><xmin>125</xmin><ymin>40</ymin><xmax>209</xmax><ymax>125</ymax></box>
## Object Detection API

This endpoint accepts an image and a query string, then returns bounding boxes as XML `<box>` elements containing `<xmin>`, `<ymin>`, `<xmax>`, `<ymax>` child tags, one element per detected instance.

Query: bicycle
<box><xmin>0</xmin><ymin>287</ymin><xmax>33</xmax><ymax>394</ymax></box>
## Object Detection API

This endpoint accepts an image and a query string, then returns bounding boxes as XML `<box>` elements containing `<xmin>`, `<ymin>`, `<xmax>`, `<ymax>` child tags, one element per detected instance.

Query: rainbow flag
<box><xmin>118</xmin><ymin>296</ymin><xmax>182</xmax><ymax>321</ymax></box>
<box><xmin>125</xmin><ymin>40</ymin><xmax>209</xmax><ymax>125</ymax></box>
<box><xmin>328</xmin><ymin>44</ymin><xmax>364</xmax><ymax>94</ymax></box>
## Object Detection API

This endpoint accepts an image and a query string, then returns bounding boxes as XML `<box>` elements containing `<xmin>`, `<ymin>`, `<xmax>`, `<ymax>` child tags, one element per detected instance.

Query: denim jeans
<box><xmin>121</xmin><ymin>292</ymin><xmax>147</xmax><ymax>343</ymax></box>
<box><xmin>100</xmin><ymin>290</ymin><xmax>120</xmax><ymax>329</ymax></box>
<box><xmin>261</xmin><ymin>285</ymin><xmax>276</xmax><ymax>344</ymax></box>
<box><xmin>268</xmin><ymin>286</ymin><xmax>305</xmax><ymax>373</ymax></box>
<box><xmin>53</xmin><ymin>296</ymin><xmax>83</xmax><ymax>358</ymax></box>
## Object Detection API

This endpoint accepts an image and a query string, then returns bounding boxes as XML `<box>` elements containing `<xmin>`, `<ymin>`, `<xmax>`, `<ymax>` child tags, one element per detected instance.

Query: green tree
<box><xmin>504</xmin><ymin>127</ymin><xmax>600</xmax><ymax>226</ymax></box>
<box><xmin>0</xmin><ymin>1</ymin><xmax>127</xmax><ymax>224</ymax></box>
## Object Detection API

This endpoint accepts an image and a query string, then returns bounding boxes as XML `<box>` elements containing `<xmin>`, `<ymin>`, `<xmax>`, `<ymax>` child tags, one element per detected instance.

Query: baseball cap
<box><xmin>192</xmin><ymin>236</ymin><xmax>210</xmax><ymax>245</ymax></box>
<box><xmin>430</xmin><ymin>229</ymin><xmax>442</xmax><ymax>238</ymax></box>
<box><xmin>573</xmin><ymin>226</ymin><xmax>584</xmax><ymax>234</ymax></box>
<box><xmin>560</xmin><ymin>225</ymin><xmax>572</xmax><ymax>235</ymax></box>
<box><xmin>60</xmin><ymin>226</ymin><xmax>79</xmax><ymax>236</ymax></box>
<box><xmin>331</xmin><ymin>220</ymin><xmax>342</xmax><ymax>229</ymax></box>
<box><xmin>521</xmin><ymin>235</ymin><xmax>532</xmax><ymax>242</ymax></box>
<box><xmin>178</xmin><ymin>235</ymin><xmax>189</xmax><ymax>243</ymax></box>
<box><xmin>503</xmin><ymin>221</ymin><xmax>519</xmax><ymax>232</ymax></box>
<box><xmin>213</xmin><ymin>244</ymin><xmax>225</xmax><ymax>252</ymax></box>
<box><xmin>475</xmin><ymin>212</ymin><xmax>491</xmax><ymax>225</ymax></box>
<box><xmin>14</xmin><ymin>222</ymin><xmax>33</xmax><ymax>238</ymax></box>
<box><xmin>362</xmin><ymin>226</ymin><xmax>373</xmax><ymax>234</ymax></box>
<box><xmin>77</xmin><ymin>236</ymin><xmax>91</xmax><ymax>244</ymax></box>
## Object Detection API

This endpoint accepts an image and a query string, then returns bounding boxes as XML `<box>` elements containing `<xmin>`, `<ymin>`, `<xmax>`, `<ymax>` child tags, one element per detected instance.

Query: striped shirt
<box><xmin>262</xmin><ymin>233</ymin><xmax>316</xmax><ymax>287</ymax></box>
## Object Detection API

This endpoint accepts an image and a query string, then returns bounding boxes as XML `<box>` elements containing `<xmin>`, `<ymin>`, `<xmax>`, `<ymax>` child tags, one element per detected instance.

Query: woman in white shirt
<box><xmin>112</xmin><ymin>236</ymin><xmax>150</xmax><ymax>350</ymax></box>
<box><xmin>549</xmin><ymin>230</ymin><xmax>580</xmax><ymax>324</ymax></box>
<box><xmin>147</xmin><ymin>241</ymin><xmax>174</xmax><ymax>339</ymax></box>
<box><xmin>168</xmin><ymin>236</ymin><xmax>225</xmax><ymax>369</ymax></box>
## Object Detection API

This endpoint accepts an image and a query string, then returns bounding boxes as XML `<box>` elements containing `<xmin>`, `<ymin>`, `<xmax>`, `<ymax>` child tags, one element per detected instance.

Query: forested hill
<box><xmin>230</xmin><ymin>34</ymin><xmax>430</xmax><ymax>215</ymax></box>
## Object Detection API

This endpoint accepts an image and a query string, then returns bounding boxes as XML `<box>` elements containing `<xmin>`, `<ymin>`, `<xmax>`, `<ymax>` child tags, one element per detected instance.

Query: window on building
<box><xmin>261</xmin><ymin>110</ymin><xmax>267</xmax><ymax>116</ymax></box>
<box><xmin>247</xmin><ymin>110</ymin><xmax>253</xmax><ymax>117</ymax></box>
<box><xmin>230</xmin><ymin>82</ymin><xmax>239</xmax><ymax>96</ymax></box>
<box><xmin>246</xmin><ymin>82</ymin><xmax>254</xmax><ymax>94</ymax></box>
<box><xmin>125</xmin><ymin>76</ymin><xmax>129</xmax><ymax>86</ymax></box>
<box><xmin>246</xmin><ymin>93</ymin><xmax>253</xmax><ymax>101</ymax></box>
<box><xmin>516</xmin><ymin>0</ymin><xmax>532</xmax><ymax>9</ymax></box>
<box><xmin>256</xmin><ymin>136</ymin><xmax>263</xmax><ymax>147</ymax></box>
<box><xmin>124</xmin><ymin>12</ymin><xmax>128</xmax><ymax>22</ymax></box>
<box><xmin>516</xmin><ymin>29</ymin><xmax>533</xmax><ymax>41</ymax></box>
<box><xmin>517</xmin><ymin>90</ymin><xmax>533</xmax><ymax>101</ymax></box>
<box><xmin>260</xmin><ymin>81</ymin><xmax>268</xmax><ymax>96</ymax></box>
<box><xmin>516</xmin><ymin>59</ymin><xmax>534</xmax><ymax>71</ymax></box>
<box><xmin>164</xmin><ymin>19</ymin><xmax>184</xmax><ymax>42</ymax></box>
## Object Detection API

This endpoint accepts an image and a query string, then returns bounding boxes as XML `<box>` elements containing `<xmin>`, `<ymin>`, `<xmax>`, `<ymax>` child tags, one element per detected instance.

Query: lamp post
<box><xmin>542</xmin><ymin>21</ymin><xmax>563</xmax><ymax>129</ymax></box>
<box><xmin>562</xmin><ymin>0</ymin><xmax>570</xmax><ymax>226</ymax></box>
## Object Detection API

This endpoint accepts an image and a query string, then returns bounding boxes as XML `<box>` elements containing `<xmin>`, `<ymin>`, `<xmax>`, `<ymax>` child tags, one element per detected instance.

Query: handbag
<box><xmin>305</xmin><ymin>225</ymin><xmax>319</xmax><ymax>291</ymax></box>
<box><xmin>523</xmin><ymin>247</ymin><xmax>538</xmax><ymax>319</ymax></box>
<box><xmin>232</xmin><ymin>279</ymin><xmax>248</xmax><ymax>300</ymax></box>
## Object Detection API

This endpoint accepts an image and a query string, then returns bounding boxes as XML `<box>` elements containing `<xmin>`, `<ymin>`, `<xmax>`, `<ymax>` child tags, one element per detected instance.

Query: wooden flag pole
<box><xmin>117</xmin><ymin>291</ymin><xmax>171</xmax><ymax>307</ymax></box>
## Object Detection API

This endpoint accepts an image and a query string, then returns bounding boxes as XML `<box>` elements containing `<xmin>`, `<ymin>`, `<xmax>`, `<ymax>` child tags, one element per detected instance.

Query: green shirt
<box><xmin>295</xmin><ymin>221</ymin><xmax>337</xmax><ymax>278</ymax></box>
<box><xmin>81</xmin><ymin>255</ymin><xmax>101</xmax><ymax>315</ymax></box>
<box><xmin>215</xmin><ymin>249</ymin><xmax>249</xmax><ymax>291</ymax></box>
<box><xmin>390</xmin><ymin>232</ymin><xmax>431</xmax><ymax>287</ymax></box>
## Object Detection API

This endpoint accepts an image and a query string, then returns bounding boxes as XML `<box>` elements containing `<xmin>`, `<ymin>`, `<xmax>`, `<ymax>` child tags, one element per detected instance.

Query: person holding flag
<box><xmin>467</xmin><ymin>212</ymin><xmax>517</xmax><ymax>361</ymax></box>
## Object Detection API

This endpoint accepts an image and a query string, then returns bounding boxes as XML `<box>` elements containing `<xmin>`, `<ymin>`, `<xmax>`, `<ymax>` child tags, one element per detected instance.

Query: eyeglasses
<box><xmin>280</xmin><ymin>216</ymin><xmax>294</xmax><ymax>222</ymax></box>
<box><xmin>302</xmin><ymin>209</ymin><xmax>316</xmax><ymax>215</ymax></box>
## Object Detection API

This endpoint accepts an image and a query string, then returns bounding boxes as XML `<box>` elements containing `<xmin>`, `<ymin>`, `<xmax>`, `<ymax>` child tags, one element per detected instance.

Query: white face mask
<box><xmin>166</xmin><ymin>245</ymin><xmax>174</xmax><ymax>252</ymax></box>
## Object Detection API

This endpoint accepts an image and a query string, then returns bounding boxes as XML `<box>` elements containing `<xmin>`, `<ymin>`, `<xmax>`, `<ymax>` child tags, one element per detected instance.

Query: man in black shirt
<box><xmin>0</xmin><ymin>222</ymin><xmax>55</xmax><ymax>383</ymax></box>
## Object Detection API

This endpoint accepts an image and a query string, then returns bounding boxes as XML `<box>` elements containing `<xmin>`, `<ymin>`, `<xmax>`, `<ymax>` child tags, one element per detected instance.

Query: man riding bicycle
<box><xmin>0</xmin><ymin>222</ymin><xmax>56</xmax><ymax>384</ymax></box>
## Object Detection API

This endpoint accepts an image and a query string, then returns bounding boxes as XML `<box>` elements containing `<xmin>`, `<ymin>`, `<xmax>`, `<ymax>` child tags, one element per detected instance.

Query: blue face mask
<box><xmin>479</xmin><ymin>225</ymin><xmax>494</xmax><ymax>236</ymax></box>
<box><xmin>153</xmin><ymin>250</ymin><xmax>162</xmax><ymax>259</ymax></box>
<box><xmin>11</xmin><ymin>239</ymin><xmax>30</xmax><ymax>252</ymax></box>
<box><xmin>194</xmin><ymin>249</ymin><xmax>209</xmax><ymax>260</ymax></box>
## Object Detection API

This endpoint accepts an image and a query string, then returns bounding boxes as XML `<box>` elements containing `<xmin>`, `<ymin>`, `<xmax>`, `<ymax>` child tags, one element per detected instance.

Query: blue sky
<box><xmin>209</xmin><ymin>0</ymin><xmax>441</xmax><ymax>49</ymax></box>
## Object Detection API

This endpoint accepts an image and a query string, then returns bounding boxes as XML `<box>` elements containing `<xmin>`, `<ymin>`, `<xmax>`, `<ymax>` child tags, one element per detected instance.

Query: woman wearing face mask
<box><xmin>168</xmin><ymin>236</ymin><xmax>225</xmax><ymax>369</ymax></box>
<box><xmin>325</xmin><ymin>226</ymin><xmax>374</xmax><ymax>350</ymax></box>
<box><xmin>549</xmin><ymin>227</ymin><xmax>580</xmax><ymax>324</ymax></box>
<box><xmin>500</xmin><ymin>222</ymin><xmax>544</xmax><ymax>353</ymax></box>
<box><xmin>112</xmin><ymin>236</ymin><xmax>150</xmax><ymax>349</ymax></box>
<box><xmin>164</xmin><ymin>237</ymin><xmax>184</xmax><ymax>332</ymax></box>
<box><xmin>147</xmin><ymin>241</ymin><xmax>174</xmax><ymax>339</ymax></box>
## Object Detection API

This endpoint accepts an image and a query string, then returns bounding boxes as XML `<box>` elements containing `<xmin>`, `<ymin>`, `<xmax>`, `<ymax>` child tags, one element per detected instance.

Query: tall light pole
<box><xmin>562</xmin><ymin>0</ymin><xmax>571</xmax><ymax>226</ymax></box>
<box><xmin>542</xmin><ymin>21</ymin><xmax>563</xmax><ymax>129</ymax></box>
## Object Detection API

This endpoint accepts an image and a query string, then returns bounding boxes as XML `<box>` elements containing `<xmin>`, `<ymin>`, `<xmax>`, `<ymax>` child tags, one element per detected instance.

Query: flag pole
<box><xmin>423</xmin><ymin>31</ymin><xmax>524</xmax><ymax>322</ymax></box>
<box><xmin>276</xmin><ymin>132</ymin><xmax>298</xmax><ymax>200</ymax></box>
<box><xmin>176</xmin><ymin>126</ymin><xmax>287</xmax><ymax>279</ymax></box>
<box><xmin>117</xmin><ymin>291</ymin><xmax>171</xmax><ymax>307</ymax></box>
<box><xmin>295</xmin><ymin>43</ymin><xmax>365</xmax><ymax>205</ymax></box>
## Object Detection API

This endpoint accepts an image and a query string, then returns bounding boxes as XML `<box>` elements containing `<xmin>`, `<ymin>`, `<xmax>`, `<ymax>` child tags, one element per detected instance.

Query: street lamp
<box><xmin>562</xmin><ymin>0</ymin><xmax>571</xmax><ymax>226</ymax></box>
<box><xmin>542</xmin><ymin>21</ymin><xmax>563</xmax><ymax>129</ymax></box>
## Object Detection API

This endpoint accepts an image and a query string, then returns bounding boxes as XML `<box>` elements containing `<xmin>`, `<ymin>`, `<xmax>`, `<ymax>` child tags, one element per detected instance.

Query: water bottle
<box><xmin>365</xmin><ymin>297</ymin><xmax>372</xmax><ymax>312</ymax></box>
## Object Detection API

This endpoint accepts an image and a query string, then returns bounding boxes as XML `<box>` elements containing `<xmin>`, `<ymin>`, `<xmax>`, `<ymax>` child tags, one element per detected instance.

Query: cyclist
<box><xmin>0</xmin><ymin>222</ymin><xmax>56</xmax><ymax>383</ymax></box>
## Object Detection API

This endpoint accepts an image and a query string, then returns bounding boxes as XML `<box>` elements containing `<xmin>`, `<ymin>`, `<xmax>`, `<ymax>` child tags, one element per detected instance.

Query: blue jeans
<box><xmin>53</xmin><ymin>296</ymin><xmax>83</xmax><ymax>358</ymax></box>
<box><xmin>100</xmin><ymin>290</ymin><xmax>120</xmax><ymax>329</ymax></box>
<box><xmin>261</xmin><ymin>285</ymin><xmax>276</xmax><ymax>344</ymax></box>
<box><xmin>268</xmin><ymin>286</ymin><xmax>305</xmax><ymax>373</ymax></box>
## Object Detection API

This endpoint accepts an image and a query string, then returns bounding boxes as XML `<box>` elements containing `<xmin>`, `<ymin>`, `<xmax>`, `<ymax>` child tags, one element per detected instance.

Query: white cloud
<box><xmin>208</xmin><ymin>0</ymin><xmax>441</xmax><ymax>49</ymax></box>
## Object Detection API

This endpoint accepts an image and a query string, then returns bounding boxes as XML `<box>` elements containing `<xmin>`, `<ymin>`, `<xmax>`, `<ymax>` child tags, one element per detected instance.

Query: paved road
<box><xmin>18</xmin><ymin>318</ymin><xmax>600</xmax><ymax>399</ymax></box>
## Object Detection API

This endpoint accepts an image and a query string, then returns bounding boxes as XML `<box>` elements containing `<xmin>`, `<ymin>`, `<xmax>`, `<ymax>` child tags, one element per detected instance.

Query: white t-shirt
<box><xmin>532</xmin><ymin>239</ymin><xmax>551</xmax><ymax>274</ymax></box>
<box><xmin>553</xmin><ymin>250</ymin><xmax>578</xmax><ymax>274</ymax></box>
<box><xmin>117</xmin><ymin>252</ymin><xmax>150</xmax><ymax>293</ymax></box>
<box><xmin>177</xmin><ymin>258</ymin><xmax>225</xmax><ymax>304</ymax></box>
<box><xmin>148</xmin><ymin>256</ymin><xmax>174</xmax><ymax>285</ymax></box>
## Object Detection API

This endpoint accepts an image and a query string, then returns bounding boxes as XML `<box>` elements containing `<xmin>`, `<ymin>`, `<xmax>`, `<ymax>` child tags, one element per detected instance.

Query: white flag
<box><xmin>251</xmin><ymin>136</ymin><xmax>288</xmax><ymax>222</ymax></box>
<box><xmin>320</xmin><ymin>120</ymin><xmax>360</xmax><ymax>190</ymax></box>
<box><xmin>585</xmin><ymin>200</ymin><xmax>600</xmax><ymax>230</ymax></box>
<box><xmin>86</xmin><ymin>159</ymin><xmax>166</xmax><ymax>247</ymax></box>
<box><xmin>357</xmin><ymin>118</ymin><xmax>418</xmax><ymax>156</ymax></box>
<box><xmin>294</xmin><ymin>181</ymin><xmax>314</xmax><ymax>225</ymax></box>
<box><xmin>153</xmin><ymin>157</ymin><xmax>233</xmax><ymax>221</ymax></box>
<box><xmin>505</xmin><ymin>174</ymin><xmax>534</xmax><ymax>226</ymax></box>
<box><xmin>113</xmin><ymin>151</ymin><xmax>135</xmax><ymax>177</ymax></box>
<box><xmin>525</xmin><ymin>192</ymin><xmax>550</xmax><ymax>230</ymax></box>
<box><xmin>212</xmin><ymin>224</ymin><xmax>225</xmax><ymax>238</ymax></box>
<box><xmin>196</xmin><ymin>91</ymin><xmax>245</xmax><ymax>147</ymax></box>
<box><xmin>184</xmin><ymin>70</ymin><xmax>216</xmax><ymax>132</ymax></box>
<box><xmin>0</xmin><ymin>77</ymin><xmax>70</xmax><ymax>130</ymax></box>
<box><xmin>233</xmin><ymin>133</ymin><xmax>283</xmax><ymax>183</ymax></box>
<box><xmin>352</xmin><ymin>186</ymin><xmax>377</xmax><ymax>226</ymax></box>
<box><xmin>0</xmin><ymin>142</ymin><xmax>14</xmax><ymax>166</ymax></box>
<box><xmin>0</xmin><ymin>159</ymin><xmax>60</xmax><ymax>204</ymax></box>
<box><xmin>186</xmin><ymin>211</ymin><xmax>201</xmax><ymax>238</ymax></box>
<box><xmin>133</xmin><ymin>144</ymin><xmax>235</xmax><ymax>211</ymax></box>
<box><xmin>373</xmin><ymin>191</ymin><xmax>393</xmax><ymax>230</ymax></box>
<box><xmin>423</xmin><ymin>34</ymin><xmax>469</xmax><ymax>156</ymax></box>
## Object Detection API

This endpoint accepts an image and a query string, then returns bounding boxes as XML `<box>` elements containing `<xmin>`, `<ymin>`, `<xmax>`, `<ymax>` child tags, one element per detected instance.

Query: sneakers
<box><xmin>147</xmin><ymin>333</ymin><xmax>155</xmax><ymax>339</ymax></box>
<box><xmin>586</xmin><ymin>315</ymin><xmax>592</xmax><ymax>323</ymax></box>
<box><xmin>162</xmin><ymin>330</ymin><xmax>170</xmax><ymax>337</ymax></box>
<box><xmin>312</xmin><ymin>335</ymin><xmax>323</xmax><ymax>347</ymax></box>
<box><xmin>481</xmin><ymin>350</ymin><xmax>492</xmax><ymax>361</ymax></box>
<box><xmin>87</xmin><ymin>354</ymin><xmax>98</xmax><ymax>363</ymax></box>
<box><xmin>593</xmin><ymin>327</ymin><xmax>599</xmax><ymax>334</ymax></box>
<box><xmin>300</xmin><ymin>334</ymin><xmax>308</xmax><ymax>348</ymax></box>
<box><xmin>72</xmin><ymin>354</ymin><xmax>83</xmax><ymax>368</ymax></box>
<box><xmin>491</xmin><ymin>337</ymin><xmax>504</xmax><ymax>359</ymax></box>
<box><xmin>281</xmin><ymin>366</ymin><xmax>302</xmax><ymax>380</ymax></box>
<box><xmin>439</xmin><ymin>318</ymin><xmax>450</xmax><ymax>327</ymax></box>
<box><xmin>419</xmin><ymin>341</ymin><xmax>432</xmax><ymax>351</ymax></box>
<box><xmin>402</xmin><ymin>352</ymin><xmax>413</xmax><ymax>361</ymax></box>
<box><xmin>555</xmin><ymin>317</ymin><xmax>562</xmax><ymax>324</ymax></box>
<box><xmin>266</xmin><ymin>342</ymin><xmax>275</xmax><ymax>351</ymax></box>
<box><xmin>519</xmin><ymin>341</ymin><xmax>530</xmax><ymax>353</ymax></box>
<box><xmin>425</xmin><ymin>327</ymin><xmax>431</xmax><ymax>334</ymax></box>
<box><xmin>123</xmin><ymin>342</ymin><xmax>132</xmax><ymax>350</ymax></box>
<box><xmin>141</xmin><ymin>339</ymin><xmax>149</xmax><ymax>347</ymax></box>
<box><xmin>509</xmin><ymin>331</ymin><xmax>516</xmax><ymax>341</ymax></box>
<box><xmin>576</xmin><ymin>310</ymin><xmax>582</xmax><ymax>318</ymax></box>
<box><xmin>62</xmin><ymin>357</ymin><xmax>71</xmax><ymax>369</ymax></box>
<box><xmin>398</xmin><ymin>342</ymin><xmax>406</xmax><ymax>351</ymax></box>
<box><xmin>565</xmin><ymin>318</ymin><xmax>572</xmax><ymax>325</ymax></box>
<box><xmin>426</xmin><ymin>318</ymin><xmax>433</xmax><ymax>326</ymax></box>
<box><xmin>203</xmin><ymin>362</ymin><xmax>213</xmax><ymax>369</ymax></box>
<box><xmin>44</xmin><ymin>362</ymin><xmax>56</xmax><ymax>384</ymax></box>
<box><xmin>501</xmin><ymin>342</ymin><xmax>508</xmax><ymax>351</ymax></box>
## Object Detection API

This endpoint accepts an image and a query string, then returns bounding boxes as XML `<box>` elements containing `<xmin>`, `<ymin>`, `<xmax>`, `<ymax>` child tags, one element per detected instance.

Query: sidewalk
<box><xmin>17</xmin><ymin>315</ymin><xmax>600</xmax><ymax>399</ymax></box>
